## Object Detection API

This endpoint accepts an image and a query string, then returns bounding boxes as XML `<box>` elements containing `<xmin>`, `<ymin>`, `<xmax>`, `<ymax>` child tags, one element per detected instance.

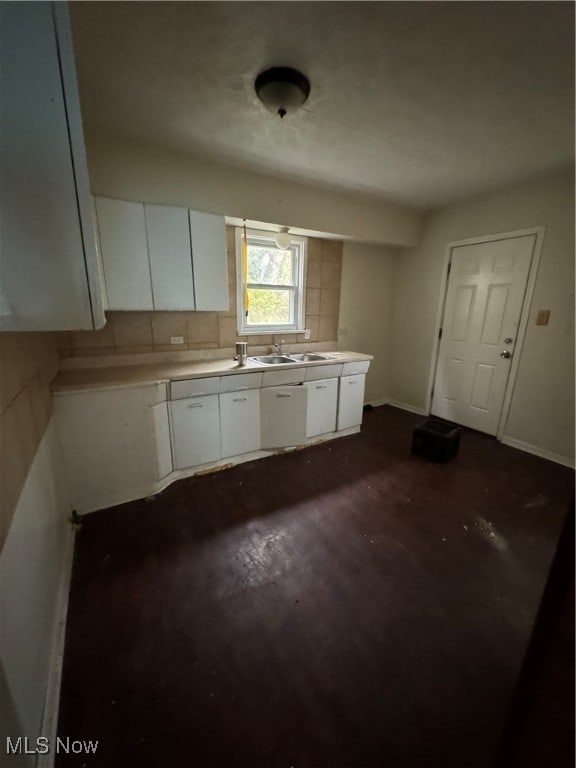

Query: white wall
<box><xmin>338</xmin><ymin>242</ymin><xmax>398</xmax><ymax>404</ymax></box>
<box><xmin>0</xmin><ymin>420</ymin><xmax>72</xmax><ymax>756</ymax></box>
<box><xmin>390</xmin><ymin>168</ymin><xmax>575</xmax><ymax>463</ymax></box>
<box><xmin>85</xmin><ymin>133</ymin><xmax>423</xmax><ymax>248</ymax></box>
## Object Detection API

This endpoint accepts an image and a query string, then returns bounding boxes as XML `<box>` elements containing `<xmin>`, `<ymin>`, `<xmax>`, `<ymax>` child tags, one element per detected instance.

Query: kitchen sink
<box><xmin>250</xmin><ymin>355</ymin><xmax>295</xmax><ymax>365</ymax></box>
<box><xmin>287</xmin><ymin>353</ymin><xmax>330</xmax><ymax>362</ymax></box>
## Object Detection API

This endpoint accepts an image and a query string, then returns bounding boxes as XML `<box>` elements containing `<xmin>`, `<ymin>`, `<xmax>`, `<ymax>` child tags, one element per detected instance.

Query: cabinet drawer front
<box><xmin>219</xmin><ymin>372</ymin><xmax>263</xmax><ymax>394</ymax></box>
<box><xmin>170</xmin><ymin>376</ymin><xmax>220</xmax><ymax>400</ymax></box>
<box><xmin>169</xmin><ymin>395</ymin><xmax>221</xmax><ymax>469</ymax></box>
<box><xmin>342</xmin><ymin>361</ymin><xmax>370</xmax><ymax>376</ymax></box>
<box><xmin>262</xmin><ymin>368</ymin><xmax>305</xmax><ymax>387</ymax></box>
<box><xmin>304</xmin><ymin>363</ymin><xmax>343</xmax><ymax>382</ymax></box>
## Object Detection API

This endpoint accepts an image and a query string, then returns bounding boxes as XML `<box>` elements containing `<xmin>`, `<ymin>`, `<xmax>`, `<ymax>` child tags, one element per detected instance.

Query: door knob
<box><xmin>500</xmin><ymin>350</ymin><xmax>512</xmax><ymax>359</ymax></box>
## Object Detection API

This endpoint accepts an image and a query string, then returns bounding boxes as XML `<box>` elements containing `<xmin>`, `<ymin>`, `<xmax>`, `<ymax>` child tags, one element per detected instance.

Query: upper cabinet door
<box><xmin>189</xmin><ymin>211</ymin><xmax>229</xmax><ymax>311</ymax></box>
<box><xmin>95</xmin><ymin>197</ymin><xmax>153</xmax><ymax>310</ymax></box>
<box><xmin>145</xmin><ymin>204</ymin><xmax>195</xmax><ymax>310</ymax></box>
<box><xmin>0</xmin><ymin>2</ymin><xmax>105</xmax><ymax>330</ymax></box>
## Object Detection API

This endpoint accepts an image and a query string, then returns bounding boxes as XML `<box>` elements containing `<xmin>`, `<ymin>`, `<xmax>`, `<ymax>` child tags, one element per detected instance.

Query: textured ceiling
<box><xmin>71</xmin><ymin>2</ymin><xmax>574</xmax><ymax>208</ymax></box>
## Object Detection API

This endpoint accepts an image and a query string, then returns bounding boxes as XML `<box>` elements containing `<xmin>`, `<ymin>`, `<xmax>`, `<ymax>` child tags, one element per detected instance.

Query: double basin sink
<box><xmin>250</xmin><ymin>353</ymin><xmax>331</xmax><ymax>365</ymax></box>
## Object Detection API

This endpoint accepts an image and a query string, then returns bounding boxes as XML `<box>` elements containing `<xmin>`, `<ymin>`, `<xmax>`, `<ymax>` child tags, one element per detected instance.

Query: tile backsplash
<box><xmin>58</xmin><ymin>231</ymin><xmax>342</xmax><ymax>358</ymax></box>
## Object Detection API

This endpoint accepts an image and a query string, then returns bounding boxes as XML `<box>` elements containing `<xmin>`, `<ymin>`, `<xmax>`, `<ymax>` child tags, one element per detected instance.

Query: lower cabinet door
<box><xmin>260</xmin><ymin>385</ymin><xmax>308</xmax><ymax>449</ymax></box>
<box><xmin>305</xmin><ymin>378</ymin><xmax>338</xmax><ymax>437</ymax></box>
<box><xmin>170</xmin><ymin>395</ymin><xmax>221</xmax><ymax>469</ymax></box>
<box><xmin>220</xmin><ymin>389</ymin><xmax>261</xmax><ymax>458</ymax></box>
<box><xmin>337</xmin><ymin>374</ymin><xmax>366</xmax><ymax>430</ymax></box>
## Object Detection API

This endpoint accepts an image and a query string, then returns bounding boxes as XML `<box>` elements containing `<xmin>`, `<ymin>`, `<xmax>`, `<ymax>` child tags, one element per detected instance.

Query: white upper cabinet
<box><xmin>189</xmin><ymin>210</ymin><xmax>229</xmax><ymax>311</ymax></box>
<box><xmin>0</xmin><ymin>2</ymin><xmax>105</xmax><ymax>330</ymax></box>
<box><xmin>95</xmin><ymin>197</ymin><xmax>228</xmax><ymax>311</ymax></box>
<box><xmin>145</xmin><ymin>204</ymin><xmax>195</xmax><ymax>311</ymax></box>
<box><xmin>95</xmin><ymin>197</ymin><xmax>153</xmax><ymax>310</ymax></box>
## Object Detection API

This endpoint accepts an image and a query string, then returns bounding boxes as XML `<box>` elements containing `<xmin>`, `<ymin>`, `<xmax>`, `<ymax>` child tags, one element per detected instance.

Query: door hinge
<box><xmin>447</xmin><ymin>262</ymin><xmax>452</xmax><ymax>277</ymax></box>
<box><xmin>438</xmin><ymin>327</ymin><xmax>443</xmax><ymax>340</ymax></box>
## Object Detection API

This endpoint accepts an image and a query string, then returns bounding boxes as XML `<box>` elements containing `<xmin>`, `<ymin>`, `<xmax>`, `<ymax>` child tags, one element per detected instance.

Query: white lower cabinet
<box><xmin>220</xmin><ymin>389</ymin><xmax>261</xmax><ymax>458</ymax></box>
<box><xmin>261</xmin><ymin>385</ymin><xmax>308</xmax><ymax>449</ymax></box>
<box><xmin>53</xmin><ymin>383</ymin><xmax>171</xmax><ymax>513</ymax></box>
<box><xmin>305</xmin><ymin>378</ymin><xmax>338</xmax><ymax>437</ymax></box>
<box><xmin>337</xmin><ymin>374</ymin><xmax>366</xmax><ymax>430</ymax></box>
<box><xmin>170</xmin><ymin>395</ymin><xmax>221</xmax><ymax>470</ymax></box>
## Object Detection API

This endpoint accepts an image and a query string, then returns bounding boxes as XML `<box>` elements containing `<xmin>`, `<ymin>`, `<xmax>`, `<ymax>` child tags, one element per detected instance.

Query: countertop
<box><xmin>52</xmin><ymin>351</ymin><xmax>373</xmax><ymax>394</ymax></box>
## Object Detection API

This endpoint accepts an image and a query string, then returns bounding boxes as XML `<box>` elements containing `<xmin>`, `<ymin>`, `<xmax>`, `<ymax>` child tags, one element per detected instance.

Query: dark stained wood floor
<box><xmin>56</xmin><ymin>406</ymin><xmax>574</xmax><ymax>768</ymax></box>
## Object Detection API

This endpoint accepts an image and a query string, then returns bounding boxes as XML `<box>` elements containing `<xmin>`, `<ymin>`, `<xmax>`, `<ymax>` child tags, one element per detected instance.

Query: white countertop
<box><xmin>52</xmin><ymin>351</ymin><xmax>373</xmax><ymax>394</ymax></box>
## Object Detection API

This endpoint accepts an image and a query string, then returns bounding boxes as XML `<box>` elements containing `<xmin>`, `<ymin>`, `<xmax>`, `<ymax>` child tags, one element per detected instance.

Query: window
<box><xmin>236</xmin><ymin>228</ymin><xmax>307</xmax><ymax>335</ymax></box>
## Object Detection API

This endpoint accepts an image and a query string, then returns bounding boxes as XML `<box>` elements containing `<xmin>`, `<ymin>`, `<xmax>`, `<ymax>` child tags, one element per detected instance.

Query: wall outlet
<box><xmin>170</xmin><ymin>336</ymin><xmax>185</xmax><ymax>345</ymax></box>
<box><xmin>304</xmin><ymin>328</ymin><xmax>311</xmax><ymax>340</ymax></box>
<box><xmin>339</xmin><ymin>327</ymin><xmax>348</xmax><ymax>337</ymax></box>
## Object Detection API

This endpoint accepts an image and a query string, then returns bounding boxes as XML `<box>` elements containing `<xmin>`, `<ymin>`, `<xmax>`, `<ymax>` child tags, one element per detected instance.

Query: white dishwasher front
<box><xmin>260</xmin><ymin>385</ymin><xmax>308</xmax><ymax>449</ymax></box>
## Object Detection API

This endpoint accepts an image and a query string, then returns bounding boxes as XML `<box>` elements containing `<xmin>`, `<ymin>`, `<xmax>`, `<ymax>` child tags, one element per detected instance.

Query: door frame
<box><xmin>425</xmin><ymin>226</ymin><xmax>546</xmax><ymax>440</ymax></box>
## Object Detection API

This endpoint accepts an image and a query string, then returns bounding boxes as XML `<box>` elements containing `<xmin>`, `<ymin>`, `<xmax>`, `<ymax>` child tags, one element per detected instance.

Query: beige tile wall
<box><xmin>58</xmin><ymin>230</ymin><xmax>342</xmax><ymax>357</ymax></box>
<box><xmin>0</xmin><ymin>332</ymin><xmax>60</xmax><ymax>549</ymax></box>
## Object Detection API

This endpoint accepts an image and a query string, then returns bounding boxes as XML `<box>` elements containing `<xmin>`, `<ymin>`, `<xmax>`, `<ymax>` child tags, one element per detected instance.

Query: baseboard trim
<box><xmin>500</xmin><ymin>436</ymin><xmax>575</xmax><ymax>469</ymax></box>
<box><xmin>37</xmin><ymin>523</ymin><xmax>76</xmax><ymax>768</ymax></box>
<box><xmin>386</xmin><ymin>399</ymin><xmax>428</xmax><ymax>416</ymax></box>
<box><xmin>367</xmin><ymin>398</ymin><xmax>388</xmax><ymax>408</ymax></box>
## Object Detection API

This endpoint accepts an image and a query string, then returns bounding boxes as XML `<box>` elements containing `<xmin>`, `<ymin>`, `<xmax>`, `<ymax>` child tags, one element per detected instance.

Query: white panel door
<box><xmin>432</xmin><ymin>235</ymin><xmax>535</xmax><ymax>434</ymax></box>
<box><xmin>305</xmin><ymin>378</ymin><xmax>338</xmax><ymax>437</ymax></box>
<box><xmin>95</xmin><ymin>197</ymin><xmax>153</xmax><ymax>310</ymax></box>
<box><xmin>145</xmin><ymin>204</ymin><xmax>195</xmax><ymax>310</ymax></box>
<box><xmin>169</xmin><ymin>395</ymin><xmax>221</xmax><ymax>469</ymax></box>
<box><xmin>189</xmin><ymin>210</ymin><xmax>229</xmax><ymax>311</ymax></box>
<box><xmin>220</xmin><ymin>390</ymin><xmax>261</xmax><ymax>458</ymax></box>
<box><xmin>261</xmin><ymin>386</ymin><xmax>307</xmax><ymax>449</ymax></box>
<box><xmin>337</xmin><ymin>374</ymin><xmax>366</xmax><ymax>430</ymax></box>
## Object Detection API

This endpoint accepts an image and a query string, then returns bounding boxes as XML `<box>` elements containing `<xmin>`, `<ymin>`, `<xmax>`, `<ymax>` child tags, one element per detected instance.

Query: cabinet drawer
<box><xmin>262</xmin><ymin>368</ymin><xmax>305</xmax><ymax>387</ymax></box>
<box><xmin>170</xmin><ymin>376</ymin><xmax>220</xmax><ymax>400</ymax></box>
<box><xmin>342</xmin><ymin>361</ymin><xmax>370</xmax><ymax>376</ymax></box>
<box><xmin>304</xmin><ymin>363</ymin><xmax>343</xmax><ymax>382</ymax></box>
<box><xmin>219</xmin><ymin>372</ymin><xmax>263</xmax><ymax>394</ymax></box>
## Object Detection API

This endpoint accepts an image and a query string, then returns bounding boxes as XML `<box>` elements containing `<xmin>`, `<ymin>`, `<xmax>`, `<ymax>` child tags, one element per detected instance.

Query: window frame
<box><xmin>235</xmin><ymin>227</ymin><xmax>307</xmax><ymax>335</ymax></box>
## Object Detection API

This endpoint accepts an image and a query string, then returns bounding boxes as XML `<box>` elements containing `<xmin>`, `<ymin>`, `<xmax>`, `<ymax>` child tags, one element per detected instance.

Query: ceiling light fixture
<box><xmin>275</xmin><ymin>227</ymin><xmax>291</xmax><ymax>249</ymax></box>
<box><xmin>255</xmin><ymin>67</ymin><xmax>311</xmax><ymax>119</ymax></box>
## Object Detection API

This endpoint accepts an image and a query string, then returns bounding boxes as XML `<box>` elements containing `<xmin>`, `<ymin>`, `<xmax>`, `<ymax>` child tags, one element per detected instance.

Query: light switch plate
<box><xmin>536</xmin><ymin>310</ymin><xmax>550</xmax><ymax>326</ymax></box>
<box><xmin>170</xmin><ymin>336</ymin><xmax>185</xmax><ymax>345</ymax></box>
<box><xmin>304</xmin><ymin>328</ymin><xmax>311</xmax><ymax>340</ymax></box>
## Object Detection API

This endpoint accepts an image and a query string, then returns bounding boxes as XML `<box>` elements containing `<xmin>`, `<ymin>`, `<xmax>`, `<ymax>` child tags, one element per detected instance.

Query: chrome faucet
<box><xmin>273</xmin><ymin>340</ymin><xmax>285</xmax><ymax>355</ymax></box>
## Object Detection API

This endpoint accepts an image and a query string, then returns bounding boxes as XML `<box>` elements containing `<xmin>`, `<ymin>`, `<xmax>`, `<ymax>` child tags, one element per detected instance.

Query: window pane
<box><xmin>247</xmin><ymin>288</ymin><xmax>292</xmax><ymax>325</ymax></box>
<box><xmin>247</xmin><ymin>246</ymin><xmax>293</xmax><ymax>285</ymax></box>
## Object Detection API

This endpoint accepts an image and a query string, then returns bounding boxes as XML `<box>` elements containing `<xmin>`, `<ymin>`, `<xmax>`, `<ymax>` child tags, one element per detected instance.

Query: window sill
<box><xmin>239</xmin><ymin>329</ymin><xmax>305</xmax><ymax>336</ymax></box>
